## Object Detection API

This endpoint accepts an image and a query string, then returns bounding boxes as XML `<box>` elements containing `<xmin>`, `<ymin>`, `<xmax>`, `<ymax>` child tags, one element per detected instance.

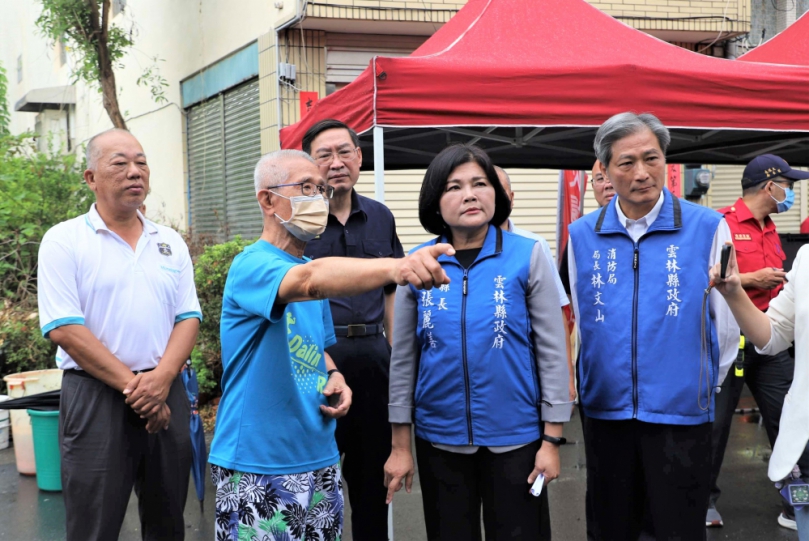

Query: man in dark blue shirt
<box><xmin>303</xmin><ymin>119</ymin><xmax>404</xmax><ymax>541</ymax></box>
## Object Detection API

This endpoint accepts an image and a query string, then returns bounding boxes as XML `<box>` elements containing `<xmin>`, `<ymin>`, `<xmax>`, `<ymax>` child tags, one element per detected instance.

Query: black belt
<box><xmin>67</xmin><ymin>367</ymin><xmax>155</xmax><ymax>379</ymax></box>
<box><xmin>334</xmin><ymin>324</ymin><xmax>384</xmax><ymax>338</ymax></box>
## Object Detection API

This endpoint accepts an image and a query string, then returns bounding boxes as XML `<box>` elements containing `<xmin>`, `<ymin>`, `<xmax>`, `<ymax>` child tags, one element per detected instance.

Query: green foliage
<box><xmin>36</xmin><ymin>0</ymin><xmax>133</xmax><ymax>88</ymax></box>
<box><xmin>35</xmin><ymin>1</ymin><xmax>170</xmax><ymax>115</ymax></box>
<box><xmin>192</xmin><ymin>236</ymin><xmax>252</xmax><ymax>399</ymax></box>
<box><xmin>190</xmin><ymin>347</ymin><xmax>215</xmax><ymax>394</ymax></box>
<box><xmin>0</xmin><ymin>134</ymin><xmax>90</xmax><ymax>387</ymax></box>
<box><xmin>136</xmin><ymin>57</ymin><xmax>169</xmax><ymax>105</ymax></box>
<box><xmin>0</xmin><ymin>63</ymin><xmax>9</xmax><ymax>135</ymax></box>
<box><xmin>0</xmin><ymin>310</ymin><xmax>56</xmax><ymax>393</ymax></box>
<box><xmin>0</xmin><ymin>134</ymin><xmax>92</xmax><ymax>303</ymax></box>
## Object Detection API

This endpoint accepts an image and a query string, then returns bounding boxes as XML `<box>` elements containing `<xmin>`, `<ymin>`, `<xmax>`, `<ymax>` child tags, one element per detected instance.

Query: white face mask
<box><xmin>270</xmin><ymin>192</ymin><xmax>329</xmax><ymax>242</ymax></box>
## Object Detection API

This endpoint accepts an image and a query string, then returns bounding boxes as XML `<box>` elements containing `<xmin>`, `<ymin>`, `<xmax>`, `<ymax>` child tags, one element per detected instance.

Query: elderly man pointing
<box><xmin>568</xmin><ymin>113</ymin><xmax>738</xmax><ymax>540</ymax></box>
<box><xmin>208</xmin><ymin>149</ymin><xmax>452</xmax><ymax>541</ymax></box>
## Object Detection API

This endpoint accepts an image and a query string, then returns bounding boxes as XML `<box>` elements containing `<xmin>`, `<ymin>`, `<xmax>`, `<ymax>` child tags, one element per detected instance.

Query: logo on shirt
<box><xmin>157</xmin><ymin>243</ymin><xmax>172</xmax><ymax>256</ymax></box>
<box><xmin>734</xmin><ymin>234</ymin><xmax>752</xmax><ymax>241</ymax></box>
<box><xmin>285</xmin><ymin>312</ymin><xmax>328</xmax><ymax>395</ymax></box>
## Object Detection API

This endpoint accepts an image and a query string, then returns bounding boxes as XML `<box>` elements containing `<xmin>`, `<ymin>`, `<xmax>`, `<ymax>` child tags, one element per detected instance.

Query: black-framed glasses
<box><xmin>272</xmin><ymin>182</ymin><xmax>334</xmax><ymax>199</ymax></box>
<box><xmin>314</xmin><ymin>147</ymin><xmax>359</xmax><ymax>166</ymax></box>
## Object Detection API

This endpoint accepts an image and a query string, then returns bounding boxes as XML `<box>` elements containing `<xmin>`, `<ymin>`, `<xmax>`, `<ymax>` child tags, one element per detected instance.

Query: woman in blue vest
<box><xmin>383</xmin><ymin>143</ymin><xmax>572</xmax><ymax>540</ymax></box>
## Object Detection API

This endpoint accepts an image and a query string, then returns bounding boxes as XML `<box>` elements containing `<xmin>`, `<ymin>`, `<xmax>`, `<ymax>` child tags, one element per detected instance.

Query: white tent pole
<box><xmin>374</xmin><ymin>126</ymin><xmax>385</xmax><ymax>203</ymax></box>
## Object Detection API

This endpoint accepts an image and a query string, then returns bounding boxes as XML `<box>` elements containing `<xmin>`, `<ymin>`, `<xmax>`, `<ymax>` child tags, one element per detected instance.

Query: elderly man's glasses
<box><xmin>272</xmin><ymin>182</ymin><xmax>334</xmax><ymax>199</ymax></box>
<box><xmin>592</xmin><ymin>176</ymin><xmax>610</xmax><ymax>185</ymax></box>
<box><xmin>314</xmin><ymin>148</ymin><xmax>359</xmax><ymax>166</ymax></box>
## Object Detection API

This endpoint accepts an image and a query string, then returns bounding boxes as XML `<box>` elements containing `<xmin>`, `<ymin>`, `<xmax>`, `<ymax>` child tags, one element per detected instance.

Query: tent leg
<box><xmin>374</xmin><ymin>126</ymin><xmax>385</xmax><ymax>203</ymax></box>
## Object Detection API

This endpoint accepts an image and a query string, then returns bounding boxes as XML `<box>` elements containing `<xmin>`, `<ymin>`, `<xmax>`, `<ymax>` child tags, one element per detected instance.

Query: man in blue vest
<box><xmin>568</xmin><ymin>112</ymin><xmax>738</xmax><ymax>540</ymax></box>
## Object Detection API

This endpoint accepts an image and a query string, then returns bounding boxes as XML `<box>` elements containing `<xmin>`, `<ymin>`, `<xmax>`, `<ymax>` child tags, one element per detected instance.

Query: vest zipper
<box><xmin>461</xmin><ymin>270</ymin><xmax>473</xmax><ymax>445</ymax></box>
<box><xmin>632</xmin><ymin>244</ymin><xmax>640</xmax><ymax>418</ymax></box>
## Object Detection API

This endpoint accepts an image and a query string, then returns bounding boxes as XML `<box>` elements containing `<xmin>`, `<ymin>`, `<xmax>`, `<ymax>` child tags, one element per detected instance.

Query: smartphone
<box><xmin>720</xmin><ymin>244</ymin><xmax>732</xmax><ymax>280</ymax></box>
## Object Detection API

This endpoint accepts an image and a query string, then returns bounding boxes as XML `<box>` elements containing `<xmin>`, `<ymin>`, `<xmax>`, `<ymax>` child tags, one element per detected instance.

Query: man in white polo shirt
<box><xmin>37</xmin><ymin>129</ymin><xmax>201</xmax><ymax>541</ymax></box>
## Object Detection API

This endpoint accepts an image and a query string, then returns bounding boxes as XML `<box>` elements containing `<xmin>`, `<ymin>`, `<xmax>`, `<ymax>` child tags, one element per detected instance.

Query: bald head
<box><xmin>82</xmin><ymin>128</ymin><xmax>149</xmax><ymax>214</ymax></box>
<box><xmin>254</xmin><ymin>149</ymin><xmax>317</xmax><ymax>194</ymax></box>
<box><xmin>85</xmin><ymin>128</ymin><xmax>137</xmax><ymax>170</ymax></box>
<box><xmin>495</xmin><ymin>166</ymin><xmax>512</xmax><ymax>196</ymax></box>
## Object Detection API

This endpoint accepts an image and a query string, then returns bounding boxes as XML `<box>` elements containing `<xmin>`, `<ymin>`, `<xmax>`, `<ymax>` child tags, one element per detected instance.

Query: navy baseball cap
<box><xmin>742</xmin><ymin>154</ymin><xmax>809</xmax><ymax>189</ymax></box>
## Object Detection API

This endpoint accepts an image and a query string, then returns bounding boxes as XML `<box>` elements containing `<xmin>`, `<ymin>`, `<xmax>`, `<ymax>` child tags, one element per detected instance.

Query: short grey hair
<box><xmin>85</xmin><ymin>128</ymin><xmax>132</xmax><ymax>170</ymax></box>
<box><xmin>494</xmin><ymin>165</ymin><xmax>512</xmax><ymax>192</ymax></box>
<box><xmin>253</xmin><ymin>149</ymin><xmax>316</xmax><ymax>194</ymax></box>
<box><xmin>594</xmin><ymin>112</ymin><xmax>671</xmax><ymax>167</ymax></box>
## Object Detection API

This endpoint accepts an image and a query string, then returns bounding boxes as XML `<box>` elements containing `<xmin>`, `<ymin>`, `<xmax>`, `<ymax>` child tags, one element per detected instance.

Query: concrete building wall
<box><xmin>749</xmin><ymin>0</ymin><xmax>809</xmax><ymax>50</ymax></box>
<box><xmin>591</xmin><ymin>0</ymin><xmax>745</xmax><ymax>15</ymax></box>
<box><xmin>0</xmin><ymin>0</ymin><xmax>273</xmax><ymax>227</ymax></box>
<box><xmin>0</xmin><ymin>0</ymin><xmax>780</xmax><ymax>241</ymax></box>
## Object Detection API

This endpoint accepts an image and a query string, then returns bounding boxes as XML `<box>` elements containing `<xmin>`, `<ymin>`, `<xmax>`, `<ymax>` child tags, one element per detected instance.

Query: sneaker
<box><xmin>705</xmin><ymin>507</ymin><xmax>723</xmax><ymax>528</ymax></box>
<box><xmin>778</xmin><ymin>511</ymin><xmax>797</xmax><ymax>531</ymax></box>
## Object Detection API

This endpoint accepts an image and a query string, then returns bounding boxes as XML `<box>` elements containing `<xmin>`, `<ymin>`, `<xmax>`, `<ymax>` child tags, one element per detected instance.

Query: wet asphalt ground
<box><xmin>0</xmin><ymin>392</ymin><xmax>798</xmax><ymax>540</ymax></box>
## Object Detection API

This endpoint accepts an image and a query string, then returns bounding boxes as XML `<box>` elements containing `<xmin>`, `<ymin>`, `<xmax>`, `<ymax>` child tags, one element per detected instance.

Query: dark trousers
<box><xmin>60</xmin><ymin>371</ymin><xmax>191</xmax><ymax>541</ymax></box>
<box><xmin>583</xmin><ymin>417</ymin><xmax>712</xmax><ymax>541</ymax></box>
<box><xmin>710</xmin><ymin>344</ymin><xmax>797</xmax><ymax>509</ymax></box>
<box><xmin>415</xmin><ymin>437</ymin><xmax>549</xmax><ymax>541</ymax></box>
<box><xmin>327</xmin><ymin>334</ymin><xmax>392</xmax><ymax>541</ymax></box>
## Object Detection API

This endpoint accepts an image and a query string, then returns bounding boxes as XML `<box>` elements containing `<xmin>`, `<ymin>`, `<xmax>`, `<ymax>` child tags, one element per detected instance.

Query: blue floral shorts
<box><xmin>211</xmin><ymin>462</ymin><xmax>344</xmax><ymax>541</ymax></box>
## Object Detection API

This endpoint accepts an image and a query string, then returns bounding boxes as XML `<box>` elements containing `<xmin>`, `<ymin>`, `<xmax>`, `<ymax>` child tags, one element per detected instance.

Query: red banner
<box><xmin>299</xmin><ymin>92</ymin><xmax>319</xmax><ymax>119</ymax></box>
<box><xmin>556</xmin><ymin>170</ymin><xmax>587</xmax><ymax>335</ymax></box>
<box><xmin>667</xmin><ymin>164</ymin><xmax>682</xmax><ymax>198</ymax></box>
<box><xmin>556</xmin><ymin>170</ymin><xmax>587</xmax><ymax>268</ymax></box>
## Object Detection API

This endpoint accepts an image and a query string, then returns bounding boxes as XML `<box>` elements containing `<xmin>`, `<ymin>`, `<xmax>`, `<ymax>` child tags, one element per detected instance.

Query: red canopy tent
<box><xmin>282</xmin><ymin>0</ymin><xmax>809</xmax><ymax>180</ymax></box>
<box><xmin>738</xmin><ymin>11</ymin><xmax>809</xmax><ymax>65</ymax></box>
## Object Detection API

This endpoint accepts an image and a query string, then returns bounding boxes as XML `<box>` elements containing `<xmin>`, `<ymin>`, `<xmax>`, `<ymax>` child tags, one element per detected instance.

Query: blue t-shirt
<box><xmin>209</xmin><ymin>240</ymin><xmax>339</xmax><ymax>475</ymax></box>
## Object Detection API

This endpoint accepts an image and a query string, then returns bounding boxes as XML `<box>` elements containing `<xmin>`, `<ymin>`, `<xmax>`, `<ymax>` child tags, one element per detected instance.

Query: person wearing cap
<box><xmin>708</xmin><ymin>154</ymin><xmax>809</xmax><ymax>530</ymax></box>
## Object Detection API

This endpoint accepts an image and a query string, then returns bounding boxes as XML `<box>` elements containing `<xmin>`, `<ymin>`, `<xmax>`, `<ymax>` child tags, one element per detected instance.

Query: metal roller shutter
<box><xmin>187</xmin><ymin>96</ymin><xmax>225</xmax><ymax>238</ymax></box>
<box><xmin>187</xmin><ymin>79</ymin><xmax>262</xmax><ymax>240</ymax></box>
<box><xmin>708</xmin><ymin>165</ymin><xmax>745</xmax><ymax>211</ymax></box>
<box><xmin>223</xmin><ymin>80</ymin><xmax>263</xmax><ymax>240</ymax></box>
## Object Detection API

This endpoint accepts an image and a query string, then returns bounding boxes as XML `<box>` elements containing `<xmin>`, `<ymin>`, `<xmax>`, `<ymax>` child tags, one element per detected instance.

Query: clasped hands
<box><xmin>123</xmin><ymin>369</ymin><xmax>174</xmax><ymax>434</ymax></box>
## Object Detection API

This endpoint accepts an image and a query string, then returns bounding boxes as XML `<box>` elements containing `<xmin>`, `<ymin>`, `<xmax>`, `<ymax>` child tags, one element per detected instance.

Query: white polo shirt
<box><xmin>38</xmin><ymin>204</ymin><xmax>202</xmax><ymax>371</ymax></box>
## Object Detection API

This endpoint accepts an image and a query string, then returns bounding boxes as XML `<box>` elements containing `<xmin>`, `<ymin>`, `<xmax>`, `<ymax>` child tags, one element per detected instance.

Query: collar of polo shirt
<box><xmin>85</xmin><ymin>203</ymin><xmax>159</xmax><ymax>236</ymax></box>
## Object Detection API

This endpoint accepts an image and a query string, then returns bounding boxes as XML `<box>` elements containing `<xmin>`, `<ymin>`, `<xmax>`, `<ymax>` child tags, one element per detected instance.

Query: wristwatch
<box><xmin>327</xmin><ymin>369</ymin><xmax>341</xmax><ymax>378</ymax></box>
<box><xmin>541</xmin><ymin>434</ymin><xmax>567</xmax><ymax>446</ymax></box>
